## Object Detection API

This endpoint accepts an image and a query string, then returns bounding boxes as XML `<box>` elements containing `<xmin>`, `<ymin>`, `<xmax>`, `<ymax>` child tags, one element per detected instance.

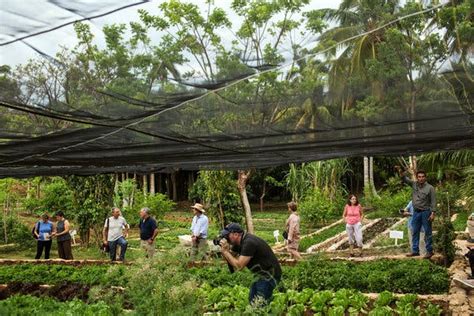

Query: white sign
<box><xmin>389</xmin><ymin>230</ymin><xmax>404</xmax><ymax>239</ymax></box>
<box><xmin>273</xmin><ymin>230</ymin><xmax>280</xmax><ymax>243</ymax></box>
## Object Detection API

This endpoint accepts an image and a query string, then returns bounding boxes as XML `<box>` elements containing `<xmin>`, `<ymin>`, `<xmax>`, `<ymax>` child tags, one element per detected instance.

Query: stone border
<box><xmin>448</xmin><ymin>239</ymin><xmax>474</xmax><ymax>315</ymax></box>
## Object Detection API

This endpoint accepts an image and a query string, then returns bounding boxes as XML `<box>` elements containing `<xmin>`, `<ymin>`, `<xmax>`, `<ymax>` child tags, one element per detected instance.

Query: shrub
<box><xmin>190</xmin><ymin>171</ymin><xmax>244</xmax><ymax>228</ymax></box>
<box><xmin>0</xmin><ymin>216</ymin><xmax>35</xmax><ymax>247</ymax></box>
<box><xmin>23</xmin><ymin>178</ymin><xmax>73</xmax><ymax>215</ymax></box>
<box><xmin>364</xmin><ymin>187</ymin><xmax>411</xmax><ymax>218</ymax></box>
<box><xmin>433</xmin><ymin>217</ymin><xmax>456</xmax><ymax>266</ymax></box>
<box><xmin>299</xmin><ymin>188</ymin><xmax>341</xmax><ymax>226</ymax></box>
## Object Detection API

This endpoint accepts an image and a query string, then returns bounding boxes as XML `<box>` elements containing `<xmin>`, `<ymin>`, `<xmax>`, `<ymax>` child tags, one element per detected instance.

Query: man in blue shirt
<box><xmin>139</xmin><ymin>207</ymin><xmax>158</xmax><ymax>258</ymax></box>
<box><xmin>190</xmin><ymin>203</ymin><xmax>209</xmax><ymax>261</ymax></box>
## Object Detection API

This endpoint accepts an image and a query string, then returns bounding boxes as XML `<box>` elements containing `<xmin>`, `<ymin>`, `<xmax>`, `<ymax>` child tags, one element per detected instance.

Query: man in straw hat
<box><xmin>190</xmin><ymin>203</ymin><xmax>209</xmax><ymax>260</ymax></box>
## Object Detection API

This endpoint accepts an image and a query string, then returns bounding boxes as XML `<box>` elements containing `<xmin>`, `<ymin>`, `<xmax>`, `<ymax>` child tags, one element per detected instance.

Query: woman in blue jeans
<box><xmin>34</xmin><ymin>213</ymin><xmax>55</xmax><ymax>259</ymax></box>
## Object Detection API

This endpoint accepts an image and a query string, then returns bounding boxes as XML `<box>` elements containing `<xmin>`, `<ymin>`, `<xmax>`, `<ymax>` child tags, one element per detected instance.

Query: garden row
<box><xmin>0</xmin><ymin>256</ymin><xmax>450</xmax><ymax>314</ymax></box>
<box><xmin>0</xmin><ymin>257</ymin><xmax>449</xmax><ymax>295</ymax></box>
<box><xmin>0</xmin><ymin>288</ymin><xmax>446</xmax><ymax>316</ymax></box>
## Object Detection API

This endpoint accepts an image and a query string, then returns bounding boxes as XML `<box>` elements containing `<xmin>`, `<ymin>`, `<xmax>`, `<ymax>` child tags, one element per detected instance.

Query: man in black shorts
<box><xmin>219</xmin><ymin>223</ymin><xmax>281</xmax><ymax>305</ymax></box>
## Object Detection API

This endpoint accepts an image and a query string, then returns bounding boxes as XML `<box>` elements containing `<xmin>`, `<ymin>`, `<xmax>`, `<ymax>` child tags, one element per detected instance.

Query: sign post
<box><xmin>389</xmin><ymin>230</ymin><xmax>404</xmax><ymax>246</ymax></box>
<box><xmin>273</xmin><ymin>230</ymin><xmax>280</xmax><ymax>244</ymax></box>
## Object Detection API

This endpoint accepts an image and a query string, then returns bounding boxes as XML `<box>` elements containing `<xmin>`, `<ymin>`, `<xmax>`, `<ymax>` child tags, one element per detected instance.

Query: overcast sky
<box><xmin>0</xmin><ymin>0</ymin><xmax>340</xmax><ymax>68</ymax></box>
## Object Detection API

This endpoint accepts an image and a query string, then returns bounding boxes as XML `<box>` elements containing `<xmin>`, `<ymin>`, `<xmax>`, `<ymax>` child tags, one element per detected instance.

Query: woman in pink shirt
<box><xmin>285</xmin><ymin>201</ymin><xmax>302</xmax><ymax>260</ymax></box>
<box><xmin>343</xmin><ymin>194</ymin><xmax>364</xmax><ymax>256</ymax></box>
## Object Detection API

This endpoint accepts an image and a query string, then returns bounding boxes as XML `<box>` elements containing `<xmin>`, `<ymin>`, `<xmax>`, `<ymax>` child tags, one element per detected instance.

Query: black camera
<box><xmin>213</xmin><ymin>234</ymin><xmax>228</xmax><ymax>246</ymax></box>
<box><xmin>399</xmin><ymin>209</ymin><xmax>405</xmax><ymax>214</ymax></box>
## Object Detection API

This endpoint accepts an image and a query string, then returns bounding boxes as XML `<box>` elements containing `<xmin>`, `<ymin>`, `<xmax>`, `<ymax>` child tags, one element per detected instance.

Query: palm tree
<box><xmin>314</xmin><ymin>0</ymin><xmax>401</xmax><ymax>197</ymax></box>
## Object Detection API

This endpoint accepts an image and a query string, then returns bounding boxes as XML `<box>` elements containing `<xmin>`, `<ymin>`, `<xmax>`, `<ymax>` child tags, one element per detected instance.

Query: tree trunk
<box><xmin>217</xmin><ymin>195</ymin><xmax>225</xmax><ymax>229</ymax></box>
<box><xmin>238</xmin><ymin>170</ymin><xmax>254</xmax><ymax>234</ymax></box>
<box><xmin>143</xmin><ymin>175</ymin><xmax>148</xmax><ymax>195</ymax></box>
<box><xmin>114</xmin><ymin>173</ymin><xmax>119</xmax><ymax>195</ymax></box>
<box><xmin>3</xmin><ymin>201</ymin><xmax>8</xmax><ymax>244</ymax></box>
<box><xmin>26</xmin><ymin>181</ymin><xmax>31</xmax><ymax>199</ymax></box>
<box><xmin>188</xmin><ymin>172</ymin><xmax>195</xmax><ymax>193</ymax></box>
<box><xmin>369</xmin><ymin>156</ymin><xmax>379</xmax><ymax>198</ymax></box>
<box><xmin>150</xmin><ymin>173</ymin><xmax>155</xmax><ymax>194</ymax></box>
<box><xmin>409</xmin><ymin>155</ymin><xmax>417</xmax><ymax>179</ymax></box>
<box><xmin>165</xmin><ymin>175</ymin><xmax>170</xmax><ymax>197</ymax></box>
<box><xmin>157</xmin><ymin>173</ymin><xmax>163</xmax><ymax>193</ymax></box>
<box><xmin>363</xmin><ymin>156</ymin><xmax>370</xmax><ymax>197</ymax></box>
<box><xmin>259</xmin><ymin>181</ymin><xmax>266</xmax><ymax>212</ymax></box>
<box><xmin>171</xmin><ymin>171</ymin><xmax>178</xmax><ymax>201</ymax></box>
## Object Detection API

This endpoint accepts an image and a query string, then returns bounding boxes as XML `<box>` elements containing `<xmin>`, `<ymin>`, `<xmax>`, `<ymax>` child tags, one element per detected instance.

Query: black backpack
<box><xmin>32</xmin><ymin>222</ymin><xmax>40</xmax><ymax>239</ymax></box>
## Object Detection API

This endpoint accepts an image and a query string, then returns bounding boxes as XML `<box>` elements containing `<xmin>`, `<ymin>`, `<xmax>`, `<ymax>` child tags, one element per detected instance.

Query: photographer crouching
<box><xmin>216</xmin><ymin>223</ymin><xmax>282</xmax><ymax>306</ymax></box>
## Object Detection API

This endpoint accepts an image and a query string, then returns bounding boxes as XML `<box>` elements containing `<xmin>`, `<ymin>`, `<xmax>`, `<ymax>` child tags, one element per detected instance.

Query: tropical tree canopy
<box><xmin>0</xmin><ymin>0</ymin><xmax>472</xmax><ymax>178</ymax></box>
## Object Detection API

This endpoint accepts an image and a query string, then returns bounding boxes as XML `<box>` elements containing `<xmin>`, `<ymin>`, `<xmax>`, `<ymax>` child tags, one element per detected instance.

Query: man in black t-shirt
<box><xmin>138</xmin><ymin>207</ymin><xmax>158</xmax><ymax>258</ymax></box>
<box><xmin>219</xmin><ymin>223</ymin><xmax>281</xmax><ymax>305</ymax></box>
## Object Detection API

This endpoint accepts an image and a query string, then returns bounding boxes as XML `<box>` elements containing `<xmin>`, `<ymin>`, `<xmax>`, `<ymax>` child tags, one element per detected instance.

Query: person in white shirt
<box><xmin>103</xmin><ymin>207</ymin><xmax>129</xmax><ymax>262</ymax></box>
<box><xmin>467</xmin><ymin>212</ymin><xmax>474</xmax><ymax>243</ymax></box>
<box><xmin>190</xmin><ymin>203</ymin><xmax>209</xmax><ymax>261</ymax></box>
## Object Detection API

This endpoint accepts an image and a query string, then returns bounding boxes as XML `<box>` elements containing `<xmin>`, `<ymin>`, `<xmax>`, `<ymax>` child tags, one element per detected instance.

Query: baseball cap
<box><xmin>219</xmin><ymin>223</ymin><xmax>244</xmax><ymax>238</ymax></box>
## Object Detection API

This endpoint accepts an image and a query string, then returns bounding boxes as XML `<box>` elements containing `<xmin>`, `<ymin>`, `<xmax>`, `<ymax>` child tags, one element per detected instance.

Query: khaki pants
<box><xmin>191</xmin><ymin>238</ymin><xmax>208</xmax><ymax>261</ymax></box>
<box><xmin>467</xmin><ymin>220</ymin><xmax>474</xmax><ymax>239</ymax></box>
<box><xmin>408</xmin><ymin>226</ymin><xmax>426</xmax><ymax>256</ymax></box>
<box><xmin>140</xmin><ymin>240</ymin><xmax>155</xmax><ymax>258</ymax></box>
<box><xmin>346</xmin><ymin>222</ymin><xmax>363</xmax><ymax>248</ymax></box>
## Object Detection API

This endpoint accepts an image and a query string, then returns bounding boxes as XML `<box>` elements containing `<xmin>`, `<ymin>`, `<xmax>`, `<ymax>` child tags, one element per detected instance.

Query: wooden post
<box><xmin>150</xmin><ymin>173</ymin><xmax>155</xmax><ymax>195</ymax></box>
<box><xmin>143</xmin><ymin>174</ymin><xmax>148</xmax><ymax>195</ymax></box>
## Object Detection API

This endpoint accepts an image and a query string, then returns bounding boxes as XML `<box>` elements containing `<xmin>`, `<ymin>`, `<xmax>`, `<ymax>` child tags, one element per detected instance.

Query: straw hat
<box><xmin>191</xmin><ymin>203</ymin><xmax>205</xmax><ymax>213</ymax></box>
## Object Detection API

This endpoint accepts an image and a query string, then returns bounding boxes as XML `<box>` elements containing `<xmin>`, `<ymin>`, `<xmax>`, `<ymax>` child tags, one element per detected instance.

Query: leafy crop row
<box><xmin>284</xmin><ymin>258</ymin><xmax>449</xmax><ymax>294</ymax></box>
<box><xmin>0</xmin><ymin>295</ymin><xmax>113</xmax><ymax>316</ymax></box>
<box><xmin>201</xmin><ymin>285</ymin><xmax>443</xmax><ymax>315</ymax></box>
<box><xmin>0</xmin><ymin>264</ymin><xmax>128</xmax><ymax>286</ymax></box>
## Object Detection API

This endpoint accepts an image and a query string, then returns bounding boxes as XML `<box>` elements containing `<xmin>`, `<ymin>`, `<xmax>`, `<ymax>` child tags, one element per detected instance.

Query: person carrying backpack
<box><xmin>103</xmin><ymin>207</ymin><xmax>129</xmax><ymax>262</ymax></box>
<box><xmin>34</xmin><ymin>213</ymin><xmax>55</xmax><ymax>259</ymax></box>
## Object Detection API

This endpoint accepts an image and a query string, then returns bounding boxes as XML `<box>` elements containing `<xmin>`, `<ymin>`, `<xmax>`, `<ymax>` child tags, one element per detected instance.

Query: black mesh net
<box><xmin>0</xmin><ymin>1</ymin><xmax>472</xmax><ymax>178</ymax></box>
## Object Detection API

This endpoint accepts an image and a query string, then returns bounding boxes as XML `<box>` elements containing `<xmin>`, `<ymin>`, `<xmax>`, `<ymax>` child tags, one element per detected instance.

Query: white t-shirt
<box><xmin>104</xmin><ymin>216</ymin><xmax>128</xmax><ymax>241</ymax></box>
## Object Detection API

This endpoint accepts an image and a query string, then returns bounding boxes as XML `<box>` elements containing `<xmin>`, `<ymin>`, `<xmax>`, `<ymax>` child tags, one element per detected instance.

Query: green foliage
<box><xmin>126</xmin><ymin>253</ymin><xmax>205</xmax><ymax>315</ymax></box>
<box><xmin>0</xmin><ymin>216</ymin><xmax>34</xmax><ymax>247</ymax></box>
<box><xmin>283</xmin><ymin>257</ymin><xmax>449</xmax><ymax>294</ymax></box>
<box><xmin>120</xmin><ymin>191</ymin><xmax>175</xmax><ymax>225</ymax></box>
<box><xmin>433</xmin><ymin>216</ymin><xmax>456</xmax><ymax>266</ymax></box>
<box><xmin>452</xmin><ymin>210</ymin><xmax>469</xmax><ymax>231</ymax></box>
<box><xmin>364</xmin><ymin>187</ymin><xmax>411</xmax><ymax>219</ymax></box>
<box><xmin>190</xmin><ymin>171</ymin><xmax>243</xmax><ymax>228</ymax></box>
<box><xmin>436</xmin><ymin>182</ymin><xmax>464</xmax><ymax>216</ymax></box>
<box><xmin>188</xmin><ymin>265</ymin><xmax>255</xmax><ymax>288</ymax></box>
<box><xmin>24</xmin><ymin>178</ymin><xmax>73</xmax><ymax>216</ymax></box>
<box><xmin>285</xmin><ymin>163</ymin><xmax>308</xmax><ymax>202</ymax></box>
<box><xmin>299</xmin><ymin>188</ymin><xmax>342</xmax><ymax>226</ymax></box>
<box><xmin>143</xmin><ymin>193</ymin><xmax>176</xmax><ymax>219</ymax></box>
<box><xmin>65</xmin><ymin>175</ymin><xmax>115</xmax><ymax>244</ymax></box>
<box><xmin>0</xmin><ymin>264</ymin><xmax>127</xmax><ymax>286</ymax></box>
<box><xmin>0</xmin><ymin>295</ymin><xmax>113</xmax><ymax>316</ymax></box>
<box><xmin>460</xmin><ymin>165</ymin><xmax>474</xmax><ymax>210</ymax></box>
